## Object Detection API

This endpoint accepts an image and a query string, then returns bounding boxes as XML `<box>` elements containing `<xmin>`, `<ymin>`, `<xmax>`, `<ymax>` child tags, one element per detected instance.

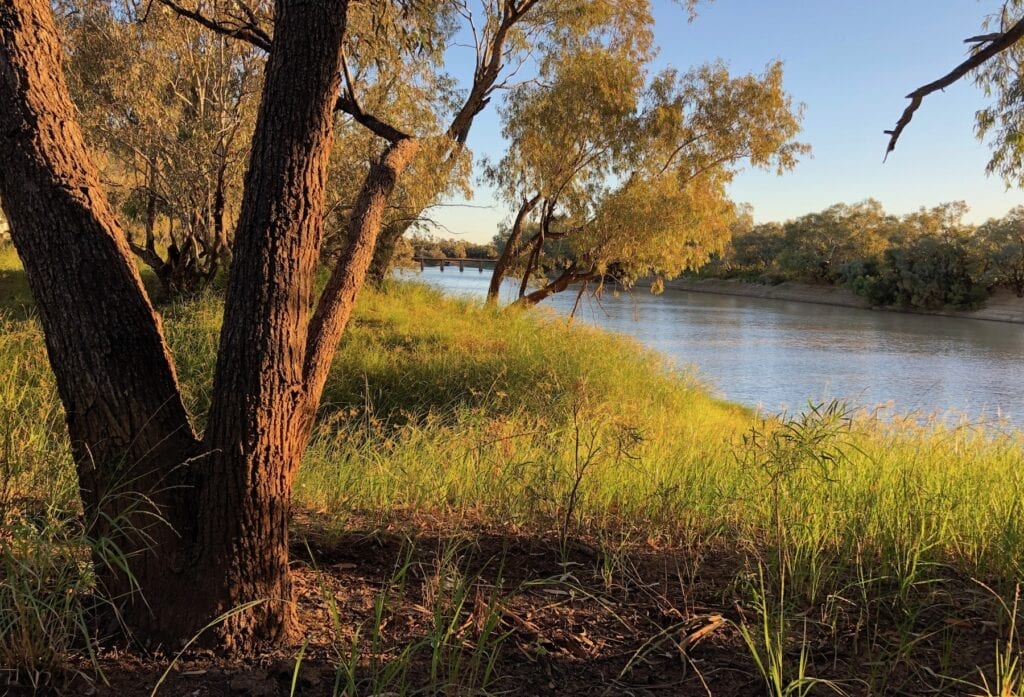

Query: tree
<box><xmin>353</xmin><ymin>0</ymin><xmax>688</xmax><ymax>285</ymax></box>
<box><xmin>62</xmin><ymin>0</ymin><xmax>263</xmax><ymax>294</ymax></box>
<box><xmin>485</xmin><ymin>48</ymin><xmax>807</xmax><ymax>305</ymax></box>
<box><xmin>0</xmin><ymin>0</ymin><xmax>354</xmax><ymax>648</ymax></box>
<box><xmin>775</xmin><ymin>200</ymin><xmax>894</xmax><ymax>283</ymax></box>
<box><xmin>723</xmin><ymin>221</ymin><xmax>785</xmax><ymax>278</ymax></box>
<box><xmin>848</xmin><ymin>203</ymin><xmax>987</xmax><ymax>310</ymax></box>
<box><xmin>1</xmin><ymin>0</ymin><xmax>690</xmax><ymax>650</ymax></box>
<box><xmin>976</xmin><ymin>206</ymin><xmax>1024</xmax><ymax>295</ymax></box>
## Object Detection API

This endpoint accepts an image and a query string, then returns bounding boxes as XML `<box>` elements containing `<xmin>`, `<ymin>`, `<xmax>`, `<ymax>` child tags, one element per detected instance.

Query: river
<box><xmin>403</xmin><ymin>266</ymin><xmax>1024</xmax><ymax>427</ymax></box>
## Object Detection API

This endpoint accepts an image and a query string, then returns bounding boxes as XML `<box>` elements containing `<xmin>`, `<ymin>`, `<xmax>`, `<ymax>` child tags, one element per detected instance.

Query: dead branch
<box><xmin>885</xmin><ymin>17</ymin><xmax>1024</xmax><ymax>159</ymax></box>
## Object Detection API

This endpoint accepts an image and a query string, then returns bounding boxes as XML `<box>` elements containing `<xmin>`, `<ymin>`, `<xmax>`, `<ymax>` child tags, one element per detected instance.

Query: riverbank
<box><xmin>3</xmin><ymin>253</ymin><xmax>1024</xmax><ymax>694</ymax></box>
<box><xmin>662</xmin><ymin>276</ymin><xmax>1024</xmax><ymax>324</ymax></box>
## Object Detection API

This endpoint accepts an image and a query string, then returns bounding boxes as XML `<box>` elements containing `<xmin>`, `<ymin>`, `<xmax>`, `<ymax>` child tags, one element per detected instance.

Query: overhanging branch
<box><xmin>885</xmin><ymin>17</ymin><xmax>1024</xmax><ymax>159</ymax></box>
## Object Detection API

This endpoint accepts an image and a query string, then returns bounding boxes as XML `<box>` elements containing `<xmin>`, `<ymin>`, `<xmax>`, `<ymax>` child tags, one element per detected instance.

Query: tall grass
<box><xmin>2</xmin><ymin>244</ymin><xmax>1024</xmax><ymax>689</ymax></box>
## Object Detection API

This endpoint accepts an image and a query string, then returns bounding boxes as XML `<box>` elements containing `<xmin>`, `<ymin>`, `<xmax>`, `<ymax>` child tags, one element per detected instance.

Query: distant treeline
<box><xmin>698</xmin><ymin>200</ymin><xmax>1024</xmax><ymax>310</ymax></box>
<box><xmin>400</xmin><ymin>233</ymin><xmax>498</xmax><ymax>261</ymax></box>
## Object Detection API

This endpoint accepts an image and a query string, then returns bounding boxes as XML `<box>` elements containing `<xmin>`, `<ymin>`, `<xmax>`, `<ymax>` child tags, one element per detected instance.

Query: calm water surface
<box><xmin>404</xmin><ymin>267</ymin><xmax>1024</xmax><ymax>426</ymax></box>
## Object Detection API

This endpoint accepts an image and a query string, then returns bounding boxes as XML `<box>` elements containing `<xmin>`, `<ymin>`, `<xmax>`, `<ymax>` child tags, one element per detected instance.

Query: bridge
<box><xmin>412</xmin><ymin>256</ymin><xmax>498</xmax><ymax>273</ymax></box>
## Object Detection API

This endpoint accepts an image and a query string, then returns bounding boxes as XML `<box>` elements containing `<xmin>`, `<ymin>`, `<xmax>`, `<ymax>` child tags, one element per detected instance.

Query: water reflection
<box><xmin>403</xmin><ymin>267</ymin><xmax>1024</xmax><ymax>425</ymax></box>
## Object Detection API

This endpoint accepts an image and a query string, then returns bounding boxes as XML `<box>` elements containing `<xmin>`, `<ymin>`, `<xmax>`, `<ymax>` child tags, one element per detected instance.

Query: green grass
<box><xmin>2</xmin><ymin>243</ymin><xmax>1024</xmax><ymax>691</ymax></box>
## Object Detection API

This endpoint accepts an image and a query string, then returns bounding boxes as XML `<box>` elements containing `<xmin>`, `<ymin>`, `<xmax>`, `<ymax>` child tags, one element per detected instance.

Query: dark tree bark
<box><xmin>487</xmin><ymin>194</ymin><xmax>540</xmax><ymax>303</ymax></box>
<box><xmin>366</xmin><ymin>218</ymin><xmax>415</xmax><ymax>286</ymax></box>
<box><xmin>0</xmin><ymin>0</ymin><xmax>200</xmax><ymax>631</ymax></box>
<box><xmin>1</xmin><ymin>0</ymin><xmax>351</xmax><ymax>650</ymax></box>
<box><xmin>181</xmin><ymin>0</ymin><xmax>348</xmax><ymax>649</ymax></box>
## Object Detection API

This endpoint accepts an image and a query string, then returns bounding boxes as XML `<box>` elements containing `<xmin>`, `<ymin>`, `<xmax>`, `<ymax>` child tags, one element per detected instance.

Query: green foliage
<box><xmin>485</xmin><ymin>20</ymin><xmax>807</xmax><ymax>301</ymax></box>
<box><xmin>3</xmin><ymin>246</ymin><xmax>1024</xmax><ymax>688</ymax></box>
<box><xmin>702</xmin><ymin>200</ymin><xmax>1024</xmax><ymax>311</ymax></box>
<box><xmin>854</xmin><ymin>235</ymin><xmax>988</xmax><ymax>310</ymax></box>
<box><xmin>59</xmin><ymin>0</ymin><xmax>263</xmax><ymax>289</ymax></box>
<box><xmin>973</xmin><ymin>2</ymin><xmax>1024</xmax><ymax>187</ymax></box>
<box><xmin>976</xmin><ymin>206</ymin><xmax>1024</xmax><ymax>296</ymax></box>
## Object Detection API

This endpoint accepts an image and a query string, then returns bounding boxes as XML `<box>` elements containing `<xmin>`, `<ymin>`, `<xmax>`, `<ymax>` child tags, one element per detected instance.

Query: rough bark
<box><xmin>195</xmin><ymin>0</ymin><xmax>348</xmax><ymax>649</ymax></box>
<box><xmin>306</xmin><ymin>138</ymin><xmax>419</xmax><ymax>398</ymax></box>
<box><xmin>487</xmin><ymin>194</ymin><xmax>540</xmax><ymax>303</ymax></box>
<box><xmin>1</xmin><ymin>0</ymin><xmax>351</xmax><ymax>650</ymax></box>
<box><xmin>0</xmin><ymin>0</ymin><xmax>200</xmax><ymax>628</ymax></box>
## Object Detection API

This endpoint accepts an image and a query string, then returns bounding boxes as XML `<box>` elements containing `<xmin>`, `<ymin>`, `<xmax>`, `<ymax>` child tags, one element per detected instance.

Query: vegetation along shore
<box><xmin>3</xmin><ymin>246</ymin><xmax>1024</xmax><ymax>695</ymax></box>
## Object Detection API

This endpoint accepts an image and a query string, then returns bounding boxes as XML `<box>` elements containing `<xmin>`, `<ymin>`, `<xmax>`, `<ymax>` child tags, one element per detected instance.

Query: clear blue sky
<box><xmin>433</xmin><ymin>0</ymin><xmax>1024</xmax><ymax>244</ymax></box>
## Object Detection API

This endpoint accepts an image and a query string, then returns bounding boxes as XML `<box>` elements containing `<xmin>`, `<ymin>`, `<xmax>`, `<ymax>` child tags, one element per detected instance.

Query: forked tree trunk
<box><xmin>487</xmin><ymin>194</ymin><xmax>540</xmax><ymax>303</ymax></box>
<box><xmin>1</xmin><ymin>0</ymin><xmax>349</xmax><ymax>649</ymax></box>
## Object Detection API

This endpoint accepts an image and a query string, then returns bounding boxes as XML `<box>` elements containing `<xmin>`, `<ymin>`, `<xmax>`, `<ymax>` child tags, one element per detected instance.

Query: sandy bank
<box><xmin>659</xmin><ymin>277</ymin><xmax>1024</xmax><ymax>325</ymax></box>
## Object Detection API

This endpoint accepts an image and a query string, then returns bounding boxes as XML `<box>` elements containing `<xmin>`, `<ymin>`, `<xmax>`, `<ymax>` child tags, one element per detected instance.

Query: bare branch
<box><xmin>334</xmin><ymin>94</ymin><xmax>412</xmax><ymax>143</ymax></box>
<box><xmin>965</xmin><ymin>32</ymin><xmax>1004</xmax><ymax>45</ymax></box>
<box><xmin>885</xmin><ymin>17</ymin><xmax>1024</xmax><ymax>159</ymax></box>
<box><xmin>157</xmin><ymin>0</ymin><xmax>272</xmax><ymax>51</ymax></box>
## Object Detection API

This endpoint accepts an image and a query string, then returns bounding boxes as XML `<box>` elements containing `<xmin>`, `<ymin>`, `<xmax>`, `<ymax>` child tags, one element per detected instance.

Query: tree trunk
<box><xmin>487</xmin><ymin>194</ymin><xmax>540</xmax><ymax>304</ymax></box>
<box><xmin>367</xmin><ymin>218</ymin><xmax>415</xmax><ymax>286</ymax></box>
<box><xmin>305</xmin><ymin>138</ymin><xmax>420</xmax><ymax>397</ymax></box>
<box><xmin>1</xmin><ymin>0</ymin><xmax>350</xmax><ymax>650</ymax></box>
<box><xmin>0</xmin><ymin>0</ymin><xmax>200</xmax><ymax>632</ymax></box>
<box><xmin>514</xmin><ymin>266</ymin><xmax>598</xmax><ymax>308</ymax></box>
<box><xmin>193</xmin><ymin>0</ymin><xmax>348</xmax><ymax>650</ymax></box>
<box><xmin>356</xmin><ymin>2</ymin><xmax>540</xmax><ymax>283</ymax></box>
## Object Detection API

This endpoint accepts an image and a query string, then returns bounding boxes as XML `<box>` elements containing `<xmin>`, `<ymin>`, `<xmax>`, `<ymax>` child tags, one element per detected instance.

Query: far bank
<box><xmin>653</xmin><ymin>276</ymin><xmax>1024</xmax><ymax>325</ymax></box>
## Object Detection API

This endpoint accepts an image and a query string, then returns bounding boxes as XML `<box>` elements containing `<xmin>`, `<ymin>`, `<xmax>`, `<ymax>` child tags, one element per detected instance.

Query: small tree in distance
<box><xmin>484</xmin><ymin>48</ymin><xmax>808</xmax><ymax>306</ymax></box>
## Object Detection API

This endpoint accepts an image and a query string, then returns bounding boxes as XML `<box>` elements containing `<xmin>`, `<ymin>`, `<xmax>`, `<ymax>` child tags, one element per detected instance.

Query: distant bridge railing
<box><xmin>412</xmin><ymin>256</ymin><xmax>497</xmax><ymax>273</ymax></box>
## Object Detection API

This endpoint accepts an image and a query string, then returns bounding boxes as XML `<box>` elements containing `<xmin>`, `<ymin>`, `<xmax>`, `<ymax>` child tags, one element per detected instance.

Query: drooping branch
<box><xmin>885</xmin><ymin>17</ymin><xmax>1024</xmax><ymax>159</ymax></box>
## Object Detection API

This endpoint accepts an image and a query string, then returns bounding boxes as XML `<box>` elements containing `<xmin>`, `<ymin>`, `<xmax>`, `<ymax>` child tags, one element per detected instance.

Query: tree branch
<box><xmin>885</xmin><ymin>17</ymin><xmax>1024</xmax><ymax>159</ymax></box>
<box><xmin>157</xmin><ymin>0</ymin><xmax>272</xmax><ymax>52</ymax></box>
<box><xmin>333</xmin><ymin>93</ymin><xmax>411</xmax><ymax>143</ymax></box>
<box><xmin>446</xmin><ymin>0</ymin><xmax>540</xmax><ymax>144</ymax></box>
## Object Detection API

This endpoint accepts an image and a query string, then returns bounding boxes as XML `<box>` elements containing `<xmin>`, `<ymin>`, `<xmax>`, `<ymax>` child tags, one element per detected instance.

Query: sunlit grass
<box><xmin>2</xmin><ymin>243</ymin><xmax>1024</xmax><ymax>689</ymax></box>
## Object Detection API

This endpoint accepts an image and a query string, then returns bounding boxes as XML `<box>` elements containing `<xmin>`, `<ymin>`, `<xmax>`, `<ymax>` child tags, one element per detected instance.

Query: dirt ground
<box><xmin>2</xmin><ymin>516</ymin><xmax>1007</xmax><ymax>697</ymax></box>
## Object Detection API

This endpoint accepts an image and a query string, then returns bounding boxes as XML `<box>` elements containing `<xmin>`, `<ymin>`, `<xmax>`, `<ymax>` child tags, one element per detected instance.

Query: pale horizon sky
<box><xmin>431</xmin><ymin>0</ymin><xmax>1024</xmax><ymax>244</ymax></box>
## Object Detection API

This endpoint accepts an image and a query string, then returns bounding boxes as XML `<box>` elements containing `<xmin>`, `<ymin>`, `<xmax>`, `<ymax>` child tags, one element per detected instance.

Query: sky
<box><xmin>431</xmin><ymin>0</ymin><xmax>1024</xmax><ymax>244</ymax></box>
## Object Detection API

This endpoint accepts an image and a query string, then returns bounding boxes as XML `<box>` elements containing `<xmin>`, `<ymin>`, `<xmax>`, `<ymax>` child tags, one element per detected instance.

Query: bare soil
<box><xmin>3</xmin><ymin>514</ymin><xmax>1006</xmax><ymax>697</ymax></box>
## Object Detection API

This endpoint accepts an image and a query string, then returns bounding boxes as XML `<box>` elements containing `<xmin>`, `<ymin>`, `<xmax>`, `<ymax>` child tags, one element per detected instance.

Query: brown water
<box><xmin>409</xmin><ymin>266</ymin><xmax>1024</xmax><ymax>426</ymax></box>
